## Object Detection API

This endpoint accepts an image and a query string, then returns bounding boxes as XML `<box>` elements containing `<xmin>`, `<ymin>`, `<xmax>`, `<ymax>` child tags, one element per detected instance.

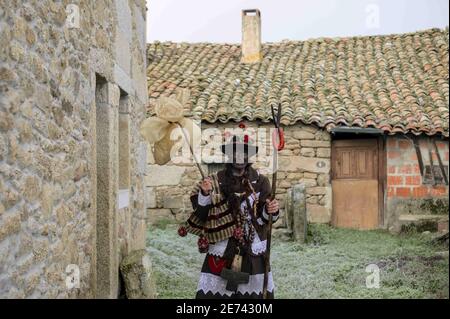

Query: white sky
<box><xmin>146</xmin><ymin>0</ymin><xmax>449</xmax><ymax>43</ymax></box>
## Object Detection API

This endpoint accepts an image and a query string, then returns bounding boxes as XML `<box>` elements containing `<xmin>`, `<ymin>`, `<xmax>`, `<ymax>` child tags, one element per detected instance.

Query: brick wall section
<box><xmin>386</xmin><ymin>136</ymin><xmax>449</xmax><ymax>199</ymax></box>
<box><xmin>386</xmin><ymin>135</ymin><xmax>449</xmax><ymax>230</ymax></box>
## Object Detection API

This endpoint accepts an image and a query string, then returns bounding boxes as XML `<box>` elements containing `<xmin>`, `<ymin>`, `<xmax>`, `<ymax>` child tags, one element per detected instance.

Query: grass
<box><xmin>146</xmin><ymin>223</ymin><xmax>449</xmax><ymax>299</ymax></box>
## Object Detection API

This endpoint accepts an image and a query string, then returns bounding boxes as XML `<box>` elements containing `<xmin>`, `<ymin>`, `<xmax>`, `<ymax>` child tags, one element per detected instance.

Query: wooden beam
<box><xmin>427</xmin><ymin>138</ymin><xmax>437</xmax><ymax>186</ymax></box>
<box><xmin>377</xmin><ymin>136</ymin><xmax>386</xmax><ymax>228</ymax></box>
<box><xmin>412</xmin><ymin>136</ymin><xmax>425</xmax><ymax>178</ymax></box>
<box><xmin>432</xmin><ymin>139</ymin><xmax>448</xmax><ymax>185</ymax></box>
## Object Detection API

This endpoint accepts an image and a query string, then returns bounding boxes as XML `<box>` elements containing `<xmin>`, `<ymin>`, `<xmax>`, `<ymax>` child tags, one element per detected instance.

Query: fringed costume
<box><xmin>182</xmin><ymin>165</ymin><xmax>279</xmax><ymax>299</ymax></box>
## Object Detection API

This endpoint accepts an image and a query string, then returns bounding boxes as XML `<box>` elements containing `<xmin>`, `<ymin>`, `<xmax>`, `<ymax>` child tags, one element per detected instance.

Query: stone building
<box><xmin>0</xmin><ymin>1</ymin><xmax>148</xmax><ymax>298</ymax></box>
<box><xmin>145</xmin><ymin>10</ymin><xmax>449</xmax><ymax>233</ymax></box>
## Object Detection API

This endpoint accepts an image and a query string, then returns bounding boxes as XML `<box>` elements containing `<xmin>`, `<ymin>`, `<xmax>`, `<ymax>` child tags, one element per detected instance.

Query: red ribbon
<box><xmin>272</xmin><ymin>128</ymin><xmax>285</xmax><ymax>151</ymax></box>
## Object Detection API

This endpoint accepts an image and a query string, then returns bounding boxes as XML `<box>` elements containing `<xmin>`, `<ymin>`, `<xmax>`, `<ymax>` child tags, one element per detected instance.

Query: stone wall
<box><xmin>0</xmin><ymin>0</ymin><xmax>148</xmax><ymax>298</ymax></box>
<box><xmin>145</xmin><ymin>121</ymin><xmax>332</xmax><ymax>228</ymax></box>
<box><xmin>144</xmin><ymin>117</ymin><xmax>450</xmax><ymax>234</ymax></box>
<box><xmin>385</xmin><ymin>135</ymin><xmax>449</xmax><ymax>231</ymax></box>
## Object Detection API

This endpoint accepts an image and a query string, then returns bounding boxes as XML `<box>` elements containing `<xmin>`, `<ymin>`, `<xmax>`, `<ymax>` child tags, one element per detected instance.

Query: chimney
<box><xmin>241</xmin><ymin>9</ymin><xmax>262</xmax><ymax>63</ymax></box>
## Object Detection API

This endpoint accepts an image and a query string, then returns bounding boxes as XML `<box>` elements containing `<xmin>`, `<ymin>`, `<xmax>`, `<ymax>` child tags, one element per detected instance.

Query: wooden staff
<box><xmin>263</xmin><ymin>104</ymin><xmax>284</xmax><ymax>299</ymax></box>
<box><xmin>175</xmin><ymin>122</ymin><xmax>206</xmax><ymax>180</ymax></box>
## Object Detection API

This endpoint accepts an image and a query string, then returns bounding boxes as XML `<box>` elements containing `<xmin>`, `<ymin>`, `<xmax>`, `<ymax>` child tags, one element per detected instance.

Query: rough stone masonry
<box><xmin>145</xmin><ymin>121</ymin><xmax>333</xmax><ymax>229</ymax></box>
<box><xmin>0</xmin><ymin>0</ymin><xmax>149</xmax><ymax>298</ymax></box>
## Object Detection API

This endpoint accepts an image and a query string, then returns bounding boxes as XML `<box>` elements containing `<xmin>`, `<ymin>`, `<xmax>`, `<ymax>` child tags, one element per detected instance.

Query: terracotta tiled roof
<box><xmin>147</xmin><ymin>28</ymin><xmax>449</xmax><ymax>136</ymax></box>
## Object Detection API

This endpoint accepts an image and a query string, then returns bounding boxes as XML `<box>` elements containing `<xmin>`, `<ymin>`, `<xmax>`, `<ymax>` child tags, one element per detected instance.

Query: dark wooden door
<box><xmin>331</xmin><ymin>139</ymin><xmax>380</xmax><ymax>230</ymax></box>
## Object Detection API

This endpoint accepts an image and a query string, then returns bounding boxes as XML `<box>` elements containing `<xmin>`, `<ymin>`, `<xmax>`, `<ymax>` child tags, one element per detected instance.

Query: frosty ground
<box><xmin>147</xmin><ymin>222</ymin><xmax>449</xmax><ymax>299</ymax></box>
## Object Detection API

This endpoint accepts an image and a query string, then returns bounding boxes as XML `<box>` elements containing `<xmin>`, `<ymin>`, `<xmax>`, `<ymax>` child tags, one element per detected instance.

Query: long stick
<box><xmin>427</xmin><ymin>137</ymin><xmax>436</xmax><ymax>186</ymax></box>
<box><xmin>176</xmin><ymin>122</ymin><xmax>205</xmax><ymax>180</ymax></box>
<box><xmin>412</xmin><ymin>137</ymin><xmax>425</xmax><ymax>178</ymax></box>
<box><xmin>263</xmin><ymin>147</ymin><xmax>277</xmax><ymax>299</ymax></box>
<box><xmin>263</xmin><ymin>105</ymin><xmax>282</xmax><ymax>299</ymax></box>
<box><xmin>432</xmin><ymin>139</ymin><xmax>448</xmax><ymax>185</ymax></box>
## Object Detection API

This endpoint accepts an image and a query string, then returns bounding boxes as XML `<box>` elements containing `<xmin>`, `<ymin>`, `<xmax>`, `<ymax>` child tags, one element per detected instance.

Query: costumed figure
<box><xmin>178</xmin><ymin>125</ymin><xmax>280</xmax><ymax>299</ymax></box>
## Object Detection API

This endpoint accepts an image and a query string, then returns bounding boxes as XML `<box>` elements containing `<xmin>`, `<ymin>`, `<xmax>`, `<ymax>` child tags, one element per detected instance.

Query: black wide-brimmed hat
<box><xmin>221</xmin><ymin>134</ymin><xmax>259</xmax><ymax>160</ymax></box>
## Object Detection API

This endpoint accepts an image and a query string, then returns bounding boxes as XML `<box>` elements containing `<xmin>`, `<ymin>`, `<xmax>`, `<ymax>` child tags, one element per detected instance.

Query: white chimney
<box><xmin>241</xmin><ymin>9</ymin><xmax>262</xmax><ymax>63</ymax></box>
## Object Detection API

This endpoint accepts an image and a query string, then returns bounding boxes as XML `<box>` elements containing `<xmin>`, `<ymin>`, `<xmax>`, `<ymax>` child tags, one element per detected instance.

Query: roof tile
<box><xmin>147</xmin><ymin>28</ymin><xmax>449</xmax><ymax>136</ymax></box>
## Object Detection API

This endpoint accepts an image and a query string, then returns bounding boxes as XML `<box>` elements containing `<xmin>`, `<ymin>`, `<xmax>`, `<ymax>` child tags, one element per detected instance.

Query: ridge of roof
<box><xmin>147</xmin><ymin>27</ymin><xmax>449</xmax><ymax>47</ymax></box>
<box><xmin>146</xmin><ymin>28</ymin><xmax>449</xmax><ymax>137</ymax></box>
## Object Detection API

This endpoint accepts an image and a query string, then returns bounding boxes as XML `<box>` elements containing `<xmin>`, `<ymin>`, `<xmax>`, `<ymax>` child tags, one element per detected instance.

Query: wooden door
<box><xmin>331</xmin><ymin>139</ymin><xmax>380</xmax><ymax>230</ymax></box>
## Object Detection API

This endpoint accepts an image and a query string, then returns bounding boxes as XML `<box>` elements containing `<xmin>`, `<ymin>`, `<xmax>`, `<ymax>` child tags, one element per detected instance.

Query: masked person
<box><xmin>178</xmin><ymin>130</ymin><xmax>280</xmax><ymax>299</ymax></box>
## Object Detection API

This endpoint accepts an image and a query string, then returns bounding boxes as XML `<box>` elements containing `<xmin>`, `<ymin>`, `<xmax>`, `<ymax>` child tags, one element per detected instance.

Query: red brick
<box><xmin>388</xmin><ymin>176</ymin><xmax>403</xmax><ymax>186</ymax></box>
<box><xmin>410</xmin><ymin>152</ymin><xmax>418</xmax><ymax>161</ymax></box>
<box><xmin>445</xmin><ymin>152</ymin><xmax>449</xmax><ymax>161</ymax></box>
<box><xmin>430</xmin><ymin>186</ymin><xmax>448</xmax><ymax>197</ymax></box>
<box><xmin>412</xmin><ymin>164</ymin><xmax>420</xmax><ymax>174</ymax></box>
<box><xmin>398</xmin><ymin>140</ymin><xmax>411</xmax><ymax>150</ymax></box>
<box><xmin>405</xmin><ymin>176</ymin><xmax>421</xmax><ymax>185</ymax></box>
<box><xmin>398</xmin><ymin>165</ymin><xmax>412</xmax><ymax>174</ymax></box>
<box><xmin>412</xmin><ymin>186</ymin><xmax>429</xmax><ymax>198</ymax></box>
<box><xmin>396</xmin><ymin>187</ymin><xmax>411</xmax><ymax>197</ymax></box>
<box><xmin>387</xmin><ymin>139</ymin><xmax>397</xmax><ymax>148</ymax></box>
<box><xmin>388</xmin><ymin>166</ymin><xmax>396</xmax><ymax>174</ymax></box>
<box><xmin>388</xmin><ymin>151</ymin><xmax>400</xmax><ymax>159</ymax></box>
<box><xmin>432</xmin><ymin>153</ymin><xmax>439</xmax><ymax>162</ymax></box>
<box><xmin>436</xmin><ymin>141</ymin><xmax>447</xmax><ymax>150</ymax></box>
<box><xmin>387</xmin><ymin>187</ymin><xmax>395</xmax><ymax>197</ymax></box>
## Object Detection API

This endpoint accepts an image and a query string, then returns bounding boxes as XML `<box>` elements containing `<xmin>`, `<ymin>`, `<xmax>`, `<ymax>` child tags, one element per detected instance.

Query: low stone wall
<box><xmin>145</xmin><ymin>121</ymin><xmax>332</xmax><ymax>227</ymax></box>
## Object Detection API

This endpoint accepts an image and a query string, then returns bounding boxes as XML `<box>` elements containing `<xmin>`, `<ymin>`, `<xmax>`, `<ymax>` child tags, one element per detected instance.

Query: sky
<box><xmin>146</xmin><ymin>0</ymin><xmax>449</xmax><ymax>43</ymax></box>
